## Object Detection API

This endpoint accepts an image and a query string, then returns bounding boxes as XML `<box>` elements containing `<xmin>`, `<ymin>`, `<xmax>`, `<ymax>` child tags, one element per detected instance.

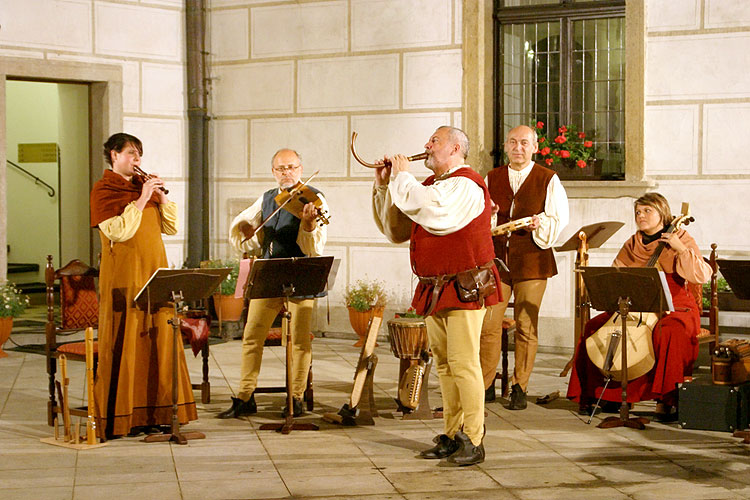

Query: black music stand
<box><xmin>134</xmin><ymin>268</ymin><xmax>230</xmax><ymax>444</ymax></box>
<box><xmin>244</xmin><ymin>256</ymin><xmax>334</xmax><ymax>434</ymax></box>
<box><xmin>581</xmin><ymin>266</ymin><xmax>673</xmax><ymax>430</ymax></box>
<box><xmin>556</xmin><ymin>221</ymin><xmax>624</xmax><ymax>377</ymax></box>
<box><xmin>717</xmin><ymin>260</ymin><xmax>750</xmax><ymax>300</ymax></box>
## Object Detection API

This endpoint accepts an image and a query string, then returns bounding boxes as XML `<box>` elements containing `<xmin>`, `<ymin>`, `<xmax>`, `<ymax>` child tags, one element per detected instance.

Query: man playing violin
<box><xmin>479</xmin><ymin>125</ymin><xmax>569</xmax><ymax>410</ymax></box>
<box><xmin>372</xmin><ymin>126</ymin><xmax>501</xmax><ymax>466</ymax></box>
<box><xmin>218</xmin><ymin>148</ymin><xmax>329</xmax><ymax>419</ymax></box>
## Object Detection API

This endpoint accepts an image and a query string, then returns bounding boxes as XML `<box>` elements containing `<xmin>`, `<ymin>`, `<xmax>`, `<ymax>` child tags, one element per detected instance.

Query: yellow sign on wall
<box><xmin>18</xmin><ymin>143</ymin><xmax>59</xmax><ymax>163</ymax></box>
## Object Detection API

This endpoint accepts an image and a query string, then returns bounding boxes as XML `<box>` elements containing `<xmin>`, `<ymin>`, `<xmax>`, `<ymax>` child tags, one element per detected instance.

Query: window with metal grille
<box><xmin>495</xmin><ymin>0</ymin><xmax>626</xmax><ymax>180</ymax></box>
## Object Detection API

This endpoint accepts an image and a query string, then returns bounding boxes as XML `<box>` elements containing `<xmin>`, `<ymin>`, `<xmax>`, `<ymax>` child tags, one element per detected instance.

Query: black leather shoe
<box><xmin>216</xmin><ymin>395</ymin><xmax>257</xmax><ymax>419</ymax></box>
<box><xmin>419</xmin><ymin>434</ymin><xmax>460</xmax><ymax>459</ymax></box>
<box><xmin>485</xmin><ymin>384</ymin><xmax>496</xmax><ymax>402</ymax></box>
<box><xmin>446</xmin><ymin>430</ymin><xmax>485</xmax><ymax>466</ymax></box>
<box><xmin>508</xmin><ymin>383</ymin><xmax>527</xmax><ymax>410</ymax></box>
<box><xmin>281</xmin><ymin>397</ymin><xmax>304</xmax><ymax>418</ymax></box>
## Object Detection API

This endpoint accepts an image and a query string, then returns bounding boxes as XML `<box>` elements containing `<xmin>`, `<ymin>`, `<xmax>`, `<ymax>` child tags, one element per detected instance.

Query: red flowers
<box><xmin>530</xmin><ymin>121</ymin><xmax>595</xmax><ymax>169</ymax></box>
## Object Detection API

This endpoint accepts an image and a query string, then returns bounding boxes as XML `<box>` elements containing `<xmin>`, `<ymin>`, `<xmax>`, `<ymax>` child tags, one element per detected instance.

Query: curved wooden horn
<box><xmin>350</xmin><ymin>131</ymin><xmax>428</xmax><ymax>168</ymax></box>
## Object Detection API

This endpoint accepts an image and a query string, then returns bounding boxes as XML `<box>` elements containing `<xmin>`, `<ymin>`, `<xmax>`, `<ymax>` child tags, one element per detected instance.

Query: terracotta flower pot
<box><xmin>0</xmin><ymin>316</ymin><xmax>12</xmax><ymax>358</ymax></box>
<box><xmin>347</xmin><ymin>306</ymin><xmax>384</xmax><ymax>347</ymax></box>
<box><xmin>213</xmin><ymin>294</ymin><xmax>245</xmax><ymax>322</ymax></box>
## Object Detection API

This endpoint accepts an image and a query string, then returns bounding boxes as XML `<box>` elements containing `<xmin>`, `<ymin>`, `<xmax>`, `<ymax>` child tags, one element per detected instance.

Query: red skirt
<box><xmin>567</xmin><ymin>274</ymin><xmax>700</xmax><ymax>407</ymax></box>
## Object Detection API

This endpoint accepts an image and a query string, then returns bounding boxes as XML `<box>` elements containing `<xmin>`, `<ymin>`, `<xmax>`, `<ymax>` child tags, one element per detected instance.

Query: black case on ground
<box><xmin>678</xmin><ymin>377</ymin><xmax>750</xmax><ymax>432</ymax></box>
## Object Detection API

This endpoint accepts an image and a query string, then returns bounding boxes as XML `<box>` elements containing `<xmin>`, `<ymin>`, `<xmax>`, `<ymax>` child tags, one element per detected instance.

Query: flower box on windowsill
<box><xmin>548</xmin><ymin>158</ymin><xmax>603</xmax><ymax>181</ymax></box>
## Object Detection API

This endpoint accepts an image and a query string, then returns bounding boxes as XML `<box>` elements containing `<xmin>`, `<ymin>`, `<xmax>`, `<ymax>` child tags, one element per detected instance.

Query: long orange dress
<box><xmin>91</xmin><ymin>171</ymin><xmax>197</xmax><ymax>438</ymax></box>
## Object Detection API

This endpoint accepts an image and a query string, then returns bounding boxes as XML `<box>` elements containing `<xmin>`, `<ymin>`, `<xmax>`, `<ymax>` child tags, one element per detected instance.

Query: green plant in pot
<box><xmin>202</xmin><ymin>259</ymin><xmax>244</xmax><ymax>322</ymax></box>
<box><xmin>344</xmin><ymin>279</ymin><xmax>388</xmax><ymax>347</ymax></box>
<box><xmin>0</xmin><ymin>282</ymin><xmax>30</xmax><ymax>358</ymax></box>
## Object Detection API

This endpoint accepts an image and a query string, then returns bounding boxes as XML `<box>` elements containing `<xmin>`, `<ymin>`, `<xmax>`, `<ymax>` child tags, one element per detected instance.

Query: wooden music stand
<box><xmin>556</xmin><ymin>221</ymin><xmax>624</xmax><ymax>377</ymax></box>
<box><xmin>244</xmin><ymin>256</ymin><xmax>334</xmax><ymax>434</ymax></box>
<box><xmin>718</xmin><ymin>259</ymin><xmax>750</xmax><ymax>443</ymax></box>
<box><xmin>134</xmin><ymin>268</ymin><xmax>230</xmax><ymax>444</ymax></box>
<box><xmin>581</xmin><ymin>266</ymin><xmax>674</xmax><ymax>430</ymax></box>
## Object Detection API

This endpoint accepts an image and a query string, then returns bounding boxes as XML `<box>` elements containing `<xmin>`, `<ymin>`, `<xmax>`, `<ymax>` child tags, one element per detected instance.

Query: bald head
<box><xmin>504</xmin><ymin>125</ymin><xmax>539</xmax><ymax>170</ymax></box>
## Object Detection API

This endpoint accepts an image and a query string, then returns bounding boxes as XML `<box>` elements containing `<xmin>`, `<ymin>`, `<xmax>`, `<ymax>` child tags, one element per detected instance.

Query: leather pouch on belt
<box><xmin>455</xmin><ymin>263</ymin><xmax>496</xmax><ymax>303</ymax></box>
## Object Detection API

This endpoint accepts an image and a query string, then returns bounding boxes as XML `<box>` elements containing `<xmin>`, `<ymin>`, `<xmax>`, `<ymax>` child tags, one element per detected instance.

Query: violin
<box><xmin>274</xmin><ymin>181</ymin><xmax>330</xmax><ymax>227</ymax></box>
<box><xmin>240</xmin><ymin>170</ymin><xmax>330</xmax><ymax>244</ymax></box>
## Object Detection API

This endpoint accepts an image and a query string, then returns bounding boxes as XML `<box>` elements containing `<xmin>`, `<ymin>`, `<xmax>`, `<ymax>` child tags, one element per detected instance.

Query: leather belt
<box><xmin>418</xmin><ymin>274</ymin><xmax>453</xmax><ymax>317</ymax></box>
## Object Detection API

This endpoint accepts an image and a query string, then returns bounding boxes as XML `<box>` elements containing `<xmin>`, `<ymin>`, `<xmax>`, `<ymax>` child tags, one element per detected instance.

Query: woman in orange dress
<box><xmin>90</xmin><ymin>133</ymin><xmax>197</xmax><ymax>438</ymax></box>
<box><xmin>567</xmin><ymin>193</ymin><xmax>711</xmax><ymax>421</ymax></box>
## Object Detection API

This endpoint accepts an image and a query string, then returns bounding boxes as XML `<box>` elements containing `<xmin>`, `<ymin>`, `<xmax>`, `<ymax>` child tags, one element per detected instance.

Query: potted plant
<box><xmin>0</xmin><ymin>282</ymin><xmax>30</xmax><ymax>358</ymax></box>
<box><xmin>202</xmin><ymin>259</ymin><xmax>244</xmax><ymax>322</ymax></box>
<box><xmin>344</xmin><ymin>279</ymin><xmax>388</xmax><ymax>347</ymax></box>
<box><xmin>531</xmin><ymin>121</ymin><xmax>600</xmax><ymax>180</ymax></box>
<box><xmin>704</xmin><ymin>277</ymin><xmax>750</xmax><ymax>312</ymax></box>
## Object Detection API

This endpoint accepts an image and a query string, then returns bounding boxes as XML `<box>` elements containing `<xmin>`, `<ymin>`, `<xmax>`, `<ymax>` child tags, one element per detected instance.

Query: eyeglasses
<box><xmin>272</xmin><ymin>165</ymin><xmax>301</xmax><ymax>173</ymax></box>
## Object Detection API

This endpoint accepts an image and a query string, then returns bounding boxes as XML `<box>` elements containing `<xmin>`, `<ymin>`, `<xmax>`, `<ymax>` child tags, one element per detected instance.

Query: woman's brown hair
<box><xmin>634</xmin><ymin>192</ymin><xmax>673</xmax><ymax>227</ymax></box>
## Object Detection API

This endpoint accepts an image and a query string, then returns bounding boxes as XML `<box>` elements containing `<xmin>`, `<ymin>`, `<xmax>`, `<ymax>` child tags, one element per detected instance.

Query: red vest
<box><xmin>410</xmin><ymin>167</ymin><xmax>500</xmax><ymax>315</ymax></box>
<box><xmin>487</xmin><ymin>163</ymin><xmax>558</xmax><ymax>281</ymax></box>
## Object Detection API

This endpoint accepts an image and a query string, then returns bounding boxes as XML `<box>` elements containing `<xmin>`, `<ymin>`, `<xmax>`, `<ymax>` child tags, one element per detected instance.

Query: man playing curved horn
<box><xmin>372</xmin><ymin>126</ymin><xmax>501</xmax><ymax>466</ymax></box>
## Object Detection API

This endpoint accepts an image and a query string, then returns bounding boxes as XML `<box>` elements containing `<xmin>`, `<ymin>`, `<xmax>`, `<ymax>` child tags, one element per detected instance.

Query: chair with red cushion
<box><xmin>45</xmin><ymin>255</ymin><xmax>99</xmax><ymax>426</ymax></box>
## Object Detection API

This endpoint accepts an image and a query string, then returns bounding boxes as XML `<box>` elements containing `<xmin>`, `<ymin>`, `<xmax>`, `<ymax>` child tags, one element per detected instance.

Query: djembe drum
<box><xmin>387</xmin><ymin>317</ymin><xmax>431</xmax><ymax>412</ymax></box>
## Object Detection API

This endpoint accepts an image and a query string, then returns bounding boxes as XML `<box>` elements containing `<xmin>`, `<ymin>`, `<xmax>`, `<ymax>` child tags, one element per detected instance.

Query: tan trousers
<box><xmin>237</xmin><ymin>297</ymin><xmax>314</xmax><ymax>401</ymax></box>
<box><xmin>426</xmin><ymin>307</ymin><xmax>486</xmax><ymax>446</ymax></box>
<box><xmin>479</xmin><ymin>279</ymin><xmax>547</xmax><ymax>391</ymax></box>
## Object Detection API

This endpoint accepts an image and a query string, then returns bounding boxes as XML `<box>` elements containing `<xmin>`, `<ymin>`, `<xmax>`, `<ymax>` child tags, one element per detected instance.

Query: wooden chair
<box><xmin>45</xmin><ymin>255</ymin><xmax>99</xmax><ymax>426</ymax></box>
<box><xmin>695</xmin><ymin>243</ymin><xmax>720</xmax><ymax>352</ymax></box>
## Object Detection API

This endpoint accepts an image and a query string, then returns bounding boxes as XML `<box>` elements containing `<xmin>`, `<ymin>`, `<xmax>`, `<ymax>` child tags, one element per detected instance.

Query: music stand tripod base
<box><xmin>134</xmin><ymin>268</ymin><xmax>230</xmax><ymax>445</ymax></box>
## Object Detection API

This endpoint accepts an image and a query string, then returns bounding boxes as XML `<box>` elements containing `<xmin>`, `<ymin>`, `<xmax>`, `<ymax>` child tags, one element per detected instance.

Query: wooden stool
<box><xmin>496</xmin><ymin>317</ymin><xmax>516</xmax><ymax>398</ymax></box>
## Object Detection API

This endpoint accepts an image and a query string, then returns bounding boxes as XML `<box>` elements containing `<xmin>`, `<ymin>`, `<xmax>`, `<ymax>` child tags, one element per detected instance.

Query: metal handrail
<box><xmin>6</xmin><ymin>159</ymin><xmax>55</xmax><ymax>197</ymax></box>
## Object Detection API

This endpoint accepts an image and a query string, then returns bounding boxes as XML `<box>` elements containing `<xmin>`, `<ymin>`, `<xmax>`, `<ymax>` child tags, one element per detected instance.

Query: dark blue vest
<box><xmin>260</xmin><ymin>185</ymin><xmax>323</xmax><ymax>259</ymax></box>
<box><xmin>260</xmin><ymin>185</ymin><xmax>328</xmax><ymax>299</ymax></box>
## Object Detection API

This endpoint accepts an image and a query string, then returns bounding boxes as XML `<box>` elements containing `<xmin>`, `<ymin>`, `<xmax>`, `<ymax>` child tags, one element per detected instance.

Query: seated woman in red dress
<box><xmin>567</xmin><ymin>193</ymin><xmax>712</xmax><ymax>421</ymax></box>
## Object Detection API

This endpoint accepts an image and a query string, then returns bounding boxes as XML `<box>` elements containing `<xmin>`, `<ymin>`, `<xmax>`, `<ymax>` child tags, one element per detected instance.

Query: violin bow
<box><xmin>240</xmin><ymin>170</ymin><xmax>320</xmax><ymax>244</ymax></box>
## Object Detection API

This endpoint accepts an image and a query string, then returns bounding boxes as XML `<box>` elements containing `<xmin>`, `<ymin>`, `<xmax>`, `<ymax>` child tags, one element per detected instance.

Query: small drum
<box><xmin>387</xmin><ymin>317</ymin><xmax>428</xmax><ymax>360</ymax></box>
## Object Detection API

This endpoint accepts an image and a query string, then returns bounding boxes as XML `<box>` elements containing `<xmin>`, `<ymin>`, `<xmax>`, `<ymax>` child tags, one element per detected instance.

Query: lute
<box><xmin>586</xmin><ymin>203</ymin><xmax>694</xmax><ymax>381</ymax></box>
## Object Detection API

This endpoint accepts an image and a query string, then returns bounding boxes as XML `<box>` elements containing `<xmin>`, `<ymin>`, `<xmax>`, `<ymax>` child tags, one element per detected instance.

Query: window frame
<box><xmin>493</xmin><ymin>0</ymin><xmax>627</xmax><ymax>175</ymax></box>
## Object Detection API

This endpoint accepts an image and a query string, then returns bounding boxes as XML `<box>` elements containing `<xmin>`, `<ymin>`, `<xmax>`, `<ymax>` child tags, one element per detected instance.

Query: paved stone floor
<box><xmin>2</xmin><ymin>315</ymin><xmax>750</xmax><ymax>500</ymax></box>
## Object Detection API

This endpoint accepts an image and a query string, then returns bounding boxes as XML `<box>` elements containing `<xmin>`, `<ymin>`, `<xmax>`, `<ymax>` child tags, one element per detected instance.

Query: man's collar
<box><xmin>508</xmin><ymin>161</ymin><xmax>534</xmax><ymax>174</ymax></box>
<box><xmin>434</xmin><ymin>164</ymin><xmax>469</xmax><ymax>181</ymax></box>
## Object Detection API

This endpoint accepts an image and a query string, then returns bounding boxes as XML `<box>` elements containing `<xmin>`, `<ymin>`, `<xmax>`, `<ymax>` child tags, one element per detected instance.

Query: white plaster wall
<box><xmin>209</xmin><ymin>0</ymin><xmax>463</xmax><ymax>335</ymax></box>
<box><xmin>0</xmin><ymin>0</ymin><xmax>188</xmax><ymax>269</ymax></box>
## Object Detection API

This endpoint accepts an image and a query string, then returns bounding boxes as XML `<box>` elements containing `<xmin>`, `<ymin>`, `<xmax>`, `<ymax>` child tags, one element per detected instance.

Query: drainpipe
<box><xmin>185</xmin><ymin>0</ymin><xmax>209</xmax><ymax>267</ymax></box>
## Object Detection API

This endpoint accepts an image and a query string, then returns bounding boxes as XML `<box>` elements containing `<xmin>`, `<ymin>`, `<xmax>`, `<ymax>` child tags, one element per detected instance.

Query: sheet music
<box><xmin>133</xmin><ymin>267</ymin><xmax>171</xmax><ymax>305</ymax></box>
<box><xmin>657</xmin><ymin>270</ymin><xmax>675</xmax><ymax>312</ymax></box>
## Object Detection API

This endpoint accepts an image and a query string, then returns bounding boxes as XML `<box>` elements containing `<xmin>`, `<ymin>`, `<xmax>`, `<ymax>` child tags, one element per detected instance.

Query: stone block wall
<box><xmin>209</xmin><ymin>0</ymin><xmax>464</xmax><ymax>332</ymax></box>
<box><xmin>0</xmin><ymin>0</ymin><xmax>188</xmax><ymax>268</ymax></box>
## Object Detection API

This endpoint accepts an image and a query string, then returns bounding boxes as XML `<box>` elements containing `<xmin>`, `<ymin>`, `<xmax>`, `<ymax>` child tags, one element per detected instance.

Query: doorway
<box><xmin>5</xmin><ymin>80</ymin><xmax>90</xmax><ymax>289</ymax></box>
